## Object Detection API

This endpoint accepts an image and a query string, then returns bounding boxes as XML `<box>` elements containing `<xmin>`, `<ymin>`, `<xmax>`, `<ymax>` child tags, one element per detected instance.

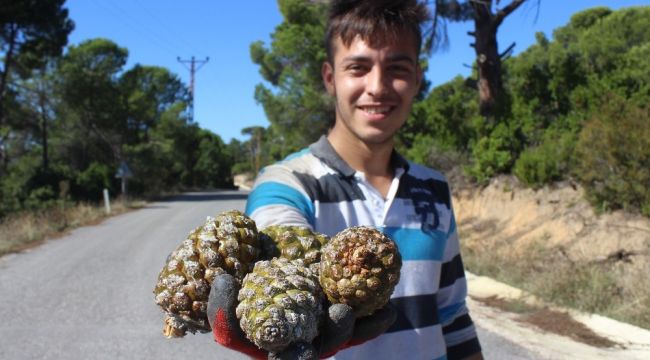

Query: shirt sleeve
<box><xmin>437</xmin><ymin>203</ymin><xmax>482</xmax><ymax>359</ymax></box>
<box><xmin>245</xmin><ymin>163</ymin><xmax>315</xmax><ymax>229</ymax></box>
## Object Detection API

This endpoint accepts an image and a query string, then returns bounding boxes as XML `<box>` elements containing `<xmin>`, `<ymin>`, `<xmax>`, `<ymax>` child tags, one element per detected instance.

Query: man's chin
<box><xmin>358</xmin><ymin>130</ymin><xmax>396</xmax><ymax>146</ymax></box>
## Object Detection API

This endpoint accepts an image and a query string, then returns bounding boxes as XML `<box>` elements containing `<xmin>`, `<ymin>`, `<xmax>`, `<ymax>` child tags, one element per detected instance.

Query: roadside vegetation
<box><xmin>463</xmin><ymin>234</ymin><xmax>650</xmax><ymax>329</ymax></box>
<box><xmin>0</xmin><ymin>199</ymin><xmax>144</xmax><ymax>257</ymax></box>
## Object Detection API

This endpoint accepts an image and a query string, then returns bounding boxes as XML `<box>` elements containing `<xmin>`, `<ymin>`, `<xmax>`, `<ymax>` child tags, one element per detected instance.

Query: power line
<box><xmin>177</xmin><ymin>56</ymin><xmax>209</xmax><ymax>122</ymax></box>
<box><xmin>131</xmin><ymin>0</ymin><xmax>204</xmax><ymax>56</ymax></box>
<box><xmin>92</xmin><ymin>0</ymin><xmax>180</xmax><ymax>58</ymax></box>
<box><xmin>101</xmin><ymin>0</ymin><xmax>184</xmax><ymax>55</ymax></box>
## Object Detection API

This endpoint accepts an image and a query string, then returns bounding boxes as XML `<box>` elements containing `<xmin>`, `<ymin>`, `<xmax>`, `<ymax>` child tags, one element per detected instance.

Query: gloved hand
<box><xmin>207</xmin><ymin>273</ymin><xmax>397</xmax><ymax>359</ymax></box>
<box><xmin>207</xmin><ymin>273</ymin><xmax>266</xmax><ymax>359</ymax></box>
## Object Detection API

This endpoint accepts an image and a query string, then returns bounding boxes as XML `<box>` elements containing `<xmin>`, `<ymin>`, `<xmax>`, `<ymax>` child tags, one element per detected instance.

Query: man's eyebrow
<box><xmin>341</xmin><ymin>54</ymin><xmax>416</xmax><ymax>65</ymax></box>
<box><xmin>341</xmin><ymin>55</ymin><xmax>372</xmax><ymax>63</ymax></box>
<box><xmin>386</xmin><ymin>54</ymin><xmax>416</xmax><ymax>65</ymax></box>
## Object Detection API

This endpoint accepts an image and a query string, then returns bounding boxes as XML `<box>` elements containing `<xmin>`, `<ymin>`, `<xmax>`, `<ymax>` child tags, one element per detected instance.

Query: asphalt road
<box><xmin>0</xmin><ymin>190</ymin><xmax>542</xmax><ymax>360</ymax></box>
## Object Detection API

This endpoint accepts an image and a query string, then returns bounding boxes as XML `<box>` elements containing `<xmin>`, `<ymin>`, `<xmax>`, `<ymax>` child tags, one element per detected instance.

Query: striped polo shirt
<box><xmin>245</xmin><ymin>136</ymin><xmax>481</xmax><ymax>360</ymax></box>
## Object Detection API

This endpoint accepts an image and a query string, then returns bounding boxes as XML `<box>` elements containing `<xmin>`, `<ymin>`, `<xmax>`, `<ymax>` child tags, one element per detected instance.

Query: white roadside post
<box><xmin>103</xmin><ymin>188</ymin><xmax>111</xmax><ymax>214</ymax></box>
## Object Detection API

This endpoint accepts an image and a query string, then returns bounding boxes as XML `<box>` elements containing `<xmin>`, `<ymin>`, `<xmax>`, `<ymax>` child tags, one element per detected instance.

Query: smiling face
<box><xmin>323</xmin><ymin>32</ymin><xmax>422</xmax><ymax>146</ymax></box>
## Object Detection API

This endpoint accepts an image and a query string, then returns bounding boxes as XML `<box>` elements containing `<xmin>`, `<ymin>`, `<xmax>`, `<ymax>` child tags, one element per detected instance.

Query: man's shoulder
<box><xmin>252</xmin><ymin>145</ymin><xmax>328</xmax><ymax>190</ymax></box>
<box><xmin>260</xmin><ymin>147</ymin><xmax>319</xmax><ymax>175</ymax></box>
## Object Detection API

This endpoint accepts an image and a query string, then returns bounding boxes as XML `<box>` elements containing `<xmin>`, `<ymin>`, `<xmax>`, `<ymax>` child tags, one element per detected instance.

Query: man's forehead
<box><xmin>333</xmin><ymin>35</ymin><xmax>418</xmax><ymax>63</ymax></box>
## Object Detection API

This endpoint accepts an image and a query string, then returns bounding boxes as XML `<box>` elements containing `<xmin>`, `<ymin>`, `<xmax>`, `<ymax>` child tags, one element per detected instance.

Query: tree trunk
<box><xmin>470</xmin><ymin>0</ymin><xmax>526</xmax><ymax>117</ymax></box>
<box><xmin>39</xmin><ymin>91</ymin><xmax>49</xmax><ymax>171</ymax></box>
<box><xmin>0</xmin><ymin>25</ymin><xmax>18</xmax><ymax>127</ymax></box>
<box><xmin>0</xmin><ymin>25</ymin><xmax>18</xmax><ymax>174</ymax></box>
<box><xmin>473</xmin><ymin>12</ymin><xmax>502</xmax><ymax>116</ymax></box>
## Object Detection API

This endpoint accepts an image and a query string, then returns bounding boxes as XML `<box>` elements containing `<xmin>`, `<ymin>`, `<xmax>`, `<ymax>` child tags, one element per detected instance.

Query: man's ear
<box><xmin>322</xmin><ymin>61</ymin><xmax>335</xmax><ymax>96</ymax></box>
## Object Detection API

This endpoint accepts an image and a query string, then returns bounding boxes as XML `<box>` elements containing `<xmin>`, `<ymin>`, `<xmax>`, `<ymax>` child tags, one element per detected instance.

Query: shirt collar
<box><xmin>309</xmin><ymin>135</ymin><xmax>409</xmax><ymax>178</ymax></box>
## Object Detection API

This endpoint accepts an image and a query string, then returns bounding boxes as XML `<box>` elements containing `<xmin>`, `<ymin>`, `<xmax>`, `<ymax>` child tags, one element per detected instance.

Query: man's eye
<box><xmin>390</xmin><ymin>65</ymin><xmax>412</xmax><ymax>74</ymax></box>
<box><xmin>347</xmin><ymin>64</ymin><xmax>366</xmax><ymax>72</ymax></box>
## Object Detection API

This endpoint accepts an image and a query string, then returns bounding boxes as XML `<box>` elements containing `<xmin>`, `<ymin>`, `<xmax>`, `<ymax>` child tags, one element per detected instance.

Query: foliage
<box><xmin>228</xmin><ymin>139</ymin><xmax>253</xmax><ymax>175</ymax></box>
<box><xmin>57</xmin><ymin>38</ymin><xmax>128</xmax><ymax>166</ymax></box>
<box><xmin>250</xmin><ymin>0</ymin><xmax>331</xmax><ymax>154</ymax></box>
<box><xmin>399</xmin><ymin>133</ymin><xmax>468</xmax><ymax>175</ymax></box>
<box><xmin>0</xmin><ymin>0</ymin><xmax>74</xmax><ymax>72</ymax></box>
<box><xmin>513</xmin><ymin>127</ymin><xmax>576</xmax><ymax>188</ymax></box>
<box><xmin>575</xmin><ymin>97</ymin><xmax>650</xmax><ymax>215</ymax></box>
<box><xmin>466</xmin><ymin>122</ymin><xmax>519</xmax><ymax>183</ymax></box>
<box><xmin>0</xmin><ymin>0</ymin><xmax>74</xmax><ymax>112</ymax></box>
<box><xmin>400</xmin><ymin>76</ymin><xmax>477</xmax><ymax>151</ymax></box>
<box><xmin>402</xmin><ymin>5</ymin><xmax>650</xmax><ymax>211</ymax></box>
<box><xmin>0</xmin><ymin>151</ymin><xmax>40</xmax><ymax>215</ymax></box>
<box><xmin>193</xmin><ymin>129</ymin><xmax>234</xmax><ymax>189</ymax></box>
<box><xmin>73</xmin><ymin>162</ymin><xmax>113</xmax><ymax>201</ymax></box>
<box><xmin>1</xmin><ymin>34</ymin><xmax>234</xmax><ymax>215</ymax></box>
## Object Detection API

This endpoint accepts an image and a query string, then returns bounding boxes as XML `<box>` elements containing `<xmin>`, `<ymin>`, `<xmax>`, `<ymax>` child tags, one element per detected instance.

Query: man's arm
<box><xmin>245</xmin><ymin>164</ymin><xmax>315</xmax><ymax>228</ymax></box>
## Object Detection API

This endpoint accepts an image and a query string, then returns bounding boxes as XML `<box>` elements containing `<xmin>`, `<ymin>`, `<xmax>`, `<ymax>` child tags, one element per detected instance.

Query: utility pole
<box><xmin>177</xmin><ymin>56</ymin><xmax>209</xmax><ymax>122</ymax></box>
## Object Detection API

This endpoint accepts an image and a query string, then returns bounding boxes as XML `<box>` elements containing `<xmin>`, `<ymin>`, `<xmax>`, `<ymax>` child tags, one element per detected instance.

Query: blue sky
<box><xmin>65</xmin><ymin>0</ymin><xmax>648</xmax><ymax>143</ymax></box>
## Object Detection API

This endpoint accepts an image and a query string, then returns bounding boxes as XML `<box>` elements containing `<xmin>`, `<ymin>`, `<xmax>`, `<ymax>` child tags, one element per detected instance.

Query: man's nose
<box><xmin>366</xmin><ymin>66</ymin><xmax>389</xmax><ymax>98</ymax></box>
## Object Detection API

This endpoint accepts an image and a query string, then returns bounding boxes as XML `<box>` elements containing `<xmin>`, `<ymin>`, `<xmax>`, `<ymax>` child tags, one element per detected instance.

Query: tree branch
<box><xmin>499</xmin><ymin>42</ymin><xmax>516</xmax><ymax>59</ymax></box>
<box><xmin>494</xmin><ymin>0</ymin><xmax>526</xmax><ymax>26</ymax></box>
<box><xmin>470</xmin><ymin>0</ymin><xmax>493</xmax><ymax>21</ymax></box>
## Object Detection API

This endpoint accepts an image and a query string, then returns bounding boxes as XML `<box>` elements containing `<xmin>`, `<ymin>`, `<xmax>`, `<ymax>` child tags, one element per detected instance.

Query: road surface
<box><xmin>0</xmin><ymin>191</ymin><xmax>549</xmax><ymax>359</ymax></box>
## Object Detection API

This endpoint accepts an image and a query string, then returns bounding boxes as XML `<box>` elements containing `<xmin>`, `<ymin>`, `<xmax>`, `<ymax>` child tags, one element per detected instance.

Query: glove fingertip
<box><xmin>328</xmin><ymin>303</ymin><xmax>355</xmax><ymax>329</ymax></box>
<box><xmin>207</xmin><ymin>273</ymin><xmax>240</xmax><ymax>329</ymax></box>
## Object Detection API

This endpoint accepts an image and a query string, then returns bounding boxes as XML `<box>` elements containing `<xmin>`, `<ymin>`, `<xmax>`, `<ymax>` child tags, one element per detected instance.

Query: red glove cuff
<box><xmin>212</xmin><ymin>308</ymin><xmax>266</xmax><ymax>359</ymax></box>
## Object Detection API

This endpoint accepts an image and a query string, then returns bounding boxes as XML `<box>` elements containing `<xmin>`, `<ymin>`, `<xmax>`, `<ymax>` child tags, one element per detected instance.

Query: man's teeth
<box><xmin>362</xmin><ymin>106</ymin><xmax>390</xmax><ymax>114</ymax></box>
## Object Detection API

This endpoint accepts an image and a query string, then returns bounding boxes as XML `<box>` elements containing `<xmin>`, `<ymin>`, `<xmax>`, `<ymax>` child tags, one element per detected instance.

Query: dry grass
<box><xmin>0</xmin><ymin>199</ymin><xmax>145</xmax><ymax>257</ymax></box>
<box><xmin>461</xmin><ymin>238</ymin><xmax>650</xmax><ymax>330</ymax></box>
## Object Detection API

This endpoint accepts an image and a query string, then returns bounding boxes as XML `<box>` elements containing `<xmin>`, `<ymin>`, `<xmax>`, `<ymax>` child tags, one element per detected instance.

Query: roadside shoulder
<box><xmin>467</xmin><ymin>272</ymin><xmax>650</xmax><ymax>360</ymax></box>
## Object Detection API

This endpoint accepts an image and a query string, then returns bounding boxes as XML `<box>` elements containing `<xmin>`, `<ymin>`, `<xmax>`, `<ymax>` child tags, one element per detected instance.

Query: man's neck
<box><xmin>327</xmin><ymin>127</ymin><xmax>395</xmax><ymax>197</ymax></box>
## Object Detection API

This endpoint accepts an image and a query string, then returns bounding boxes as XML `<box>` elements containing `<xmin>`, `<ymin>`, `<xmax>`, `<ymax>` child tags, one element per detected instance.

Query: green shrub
<box><xmin>514</xmin><ymin>129</ymin><xmax>576</xmax><ymax>188</ymax></box>
<box><xmin>514</xmin><ymin>148</ymin><xmax>559</xmax><ymax>188</ymax></box>
<box><xmin>74</xmin><ymin>162</ymin><xmax>114</xmax><ymax>201</ymax></box>
<box><xmin>575</xmin><ymin>96</ymin><xmax>650</xmax><ymax>215</ymax></box>
<box><xmin>24</xmin><ymin>186</ymin><xmax>58</xmax><ymax>210</ymax></box>
<box><xmin>403</xmin><ymin>134</ymin><xmax>435</xmax><ymax>165</ymax></box>
<box><xmin>468</xmin><ymin>123</ymin><xmax>519</xmax><ymax>183</ymax></box>
<box><xmin>402</xmin><ymin>134</ymin><xmax>469</xmax><ymax>175</ymax></box>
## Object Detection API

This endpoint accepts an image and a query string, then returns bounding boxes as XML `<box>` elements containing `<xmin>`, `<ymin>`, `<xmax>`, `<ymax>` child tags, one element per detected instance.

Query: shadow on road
<box><xmin>163</xmin><ymin>192</ymin><xmax>249</xmax><ymax>202</ymax></box>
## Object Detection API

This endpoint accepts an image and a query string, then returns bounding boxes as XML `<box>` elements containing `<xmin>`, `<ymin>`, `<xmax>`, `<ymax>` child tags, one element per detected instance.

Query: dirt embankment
<box><xmin>454</xmin><ymin>175</ymin><xmax>650</xmax><ymax>272</ymax></box>
<box><xmin>452</xmin><ymin>175</ymin><xmax>650</xmax><ymax>327</ymax></box>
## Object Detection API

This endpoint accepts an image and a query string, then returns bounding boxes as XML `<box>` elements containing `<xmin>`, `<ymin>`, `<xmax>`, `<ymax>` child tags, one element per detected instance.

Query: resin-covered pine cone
<box><xmin>319</xmin><ymin>226</ymin><xmax>401</xmax><ymax>317</ymax></box>
<box><xmin>259</xmin><ymin>225</ymin><xmax>329</xmax><ymax>265</ymax></box>
<box><xmin>236</xmin><ymin>257</ymin><xmax>324</xmax><ymax>353</ymax></box>
<box><xmin>153</xmin><ymin>210</ymin><xmax>260</xmax><ymax>337</ymax></box>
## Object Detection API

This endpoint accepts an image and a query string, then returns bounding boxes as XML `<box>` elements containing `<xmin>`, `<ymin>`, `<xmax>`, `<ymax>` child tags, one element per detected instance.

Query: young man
<box><xmin>218</xmin><ymin>1</ymin><xmax>482</xmax><ymax>359</ymax></box>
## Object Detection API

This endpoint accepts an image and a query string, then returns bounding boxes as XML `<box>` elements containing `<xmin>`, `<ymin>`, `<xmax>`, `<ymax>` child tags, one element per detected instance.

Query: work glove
<box><xmin>207</xmin><ymin>273</ymin><xmax>396</xmax><ymax>359</ymax></box>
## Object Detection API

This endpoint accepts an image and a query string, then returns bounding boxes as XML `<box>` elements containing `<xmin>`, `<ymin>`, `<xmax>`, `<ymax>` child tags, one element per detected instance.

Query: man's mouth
<box><xmin>359</xmin><ymin>105</ymin><xmax>392</xmax><ymax>115</ymax></box>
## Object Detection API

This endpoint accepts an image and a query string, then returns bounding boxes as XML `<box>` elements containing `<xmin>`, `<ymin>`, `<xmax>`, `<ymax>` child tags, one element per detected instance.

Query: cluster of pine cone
<box><xmin>153</xmin><ymin>210</ymin><xmax>401</xmax><ymax>353</ymax></box>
